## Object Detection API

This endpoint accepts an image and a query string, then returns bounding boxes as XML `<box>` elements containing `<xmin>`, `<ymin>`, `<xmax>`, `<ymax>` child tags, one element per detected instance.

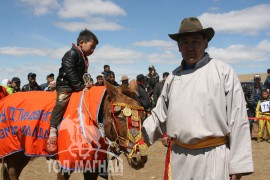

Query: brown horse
<box><xmin>0</xmin><ymin>81</ymin><xmax>148</xmax><ymax>180</ymax></box>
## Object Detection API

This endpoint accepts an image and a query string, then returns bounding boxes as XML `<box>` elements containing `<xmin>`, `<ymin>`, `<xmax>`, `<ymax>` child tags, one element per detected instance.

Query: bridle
<box><xmin>108</xmin><ymin>102</ymin><xmax>148</xmax><ymax>158</ymax></box>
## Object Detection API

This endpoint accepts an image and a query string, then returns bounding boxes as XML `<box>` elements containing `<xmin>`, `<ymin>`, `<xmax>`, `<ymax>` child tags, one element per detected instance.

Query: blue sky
<box><xmin>0</xmin><ymin>0</ymin><xmax>269</xmax><ymax>85</ymax></box>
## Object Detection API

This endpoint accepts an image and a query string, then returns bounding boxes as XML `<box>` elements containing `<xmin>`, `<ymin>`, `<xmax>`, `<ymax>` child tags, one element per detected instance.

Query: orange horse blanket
<box><xmin>0</xmin><ymin>86</ymin><xmax>108</xmax><ymax>170</ymax></box>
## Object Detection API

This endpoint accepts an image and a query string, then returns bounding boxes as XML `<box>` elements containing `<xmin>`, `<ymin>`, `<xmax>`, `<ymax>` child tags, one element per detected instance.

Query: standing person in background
<box><xmin>1</xmin><ymin>79</ymin><xmax>13</xmax><ymax>94</ymax></box>
<box><xmin>40</xmin><ymin>73</ymin><xmax>55</xmax><ymax>91</ymax></box>
<box><xmin>142</xmin><ymin>17</ymin><xmax>253</xmax><ymax>180</ymax></box>
<box><xmin>47</xmin><ymin>29</ymin><xmax>98</xmax><ymax>155</ymax></box>
<box><xmin>264</xmin><ymin>69</ymin><xmax>270</xmax><ymax>91</ymax></box>
<box><xmin>153</xmin><ymin>72</ymin><xmax>169</xmax><ymax>107</ymax></box>
<box><xmin>101</xmin><ymin>65</ymin><xmax>115</xmax><ymax>80</ymax></box>
<box><xmin>120</xmin><ymin>75</ymin><xmax>129</xmax><ymax>86</ymax></box>
<box><xmin>131</xmin><ymin>74</ymin><xmax>151</xmax><ymax>113</ymax></box>
<box><xmin>246</xmin><ymin>74</ymin><xmax>264</xmax><ymax>136</ymax></box>
<box><xmin>22</xmin><ymin>73</ymin><xmax>42</xmax><ymax>91</ymax></box>
<box><xmin>107</xmin><ymin>72</ymin><xmax>119</xmax><ymax>86</ymax></box>
<box><xmin>95</xmin><ymin>74</ymin><xmax>105</xmax><ymax>86</ymax></box>
<box><xmin>11</xmin><ymin>77</ymin><xmax>21</xmax><ymax>93</ymax></box>
<box><xmin>255</xmin><ymin>89</ymin><xmax>270</xmax><ymax>143</ymax></box>
<box><xmin>145</xmin><ymin>65</ymin><xmax>159</xmax><ymax>109</ymax></box>
<box><xmin>0</xmin><ymin>85</ymin><xmax>8</xmax><ymax>99</ymax></box>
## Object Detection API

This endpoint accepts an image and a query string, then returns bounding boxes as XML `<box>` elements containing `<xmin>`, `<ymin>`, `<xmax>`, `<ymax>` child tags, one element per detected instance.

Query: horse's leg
<box><xmin>83</xmin><ymin>171</ymin><xmax>99</xmax><ymax>180</ymax></box>
<box><xmin>5</xmin><ymin>152</ymin><xmax>31</xmax><ymax>180</ymax></box>
<box><xmin>57</xmin><ymin>169</ymin><xmax>72</xmax><ymax>180</ymax></box>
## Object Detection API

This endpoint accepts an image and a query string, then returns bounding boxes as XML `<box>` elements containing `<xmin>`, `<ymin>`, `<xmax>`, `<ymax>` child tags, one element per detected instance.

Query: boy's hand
<box><xmin>83</xmin><ymin>84</ymin><xmax>91</xmax><ymax>92</ymax></box>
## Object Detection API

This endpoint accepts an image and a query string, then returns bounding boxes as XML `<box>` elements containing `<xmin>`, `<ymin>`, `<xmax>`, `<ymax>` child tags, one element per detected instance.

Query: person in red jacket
<box><xmin>0</xmin><ymin>85</ymin><xmax>8</xmax><ymax>100</ymax></box>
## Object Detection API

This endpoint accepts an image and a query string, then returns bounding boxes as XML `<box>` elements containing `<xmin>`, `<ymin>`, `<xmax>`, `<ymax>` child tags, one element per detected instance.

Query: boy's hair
<box><xmin>77</xmin><ymin>29</ymin><xmax>99</xmax><ymax>45</ymax></box>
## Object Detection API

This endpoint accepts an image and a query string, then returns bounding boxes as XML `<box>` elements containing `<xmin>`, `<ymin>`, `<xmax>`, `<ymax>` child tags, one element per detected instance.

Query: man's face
<box><xmin>97</xmin><ymin>77</ymin><xmax>104</xmax><ymax>85</ymax></box>
<box><xmin>47</xmin><ymin>76</ymin><xmax>54</xmax><ymax>83</ymax></box>
<box><xmin>28</xmin><ymin>76</ymin><xmax>36</xmax><ymax>84</ymax></box>
<box><xmin>178</xmin><ymin>33</ymin><xmax>208</xmax><ymax>65</ymax></box>
<box><xmin>12</xmin><ymin>81</ymin><xmax>21</xmax><ymax>89</ymax></box>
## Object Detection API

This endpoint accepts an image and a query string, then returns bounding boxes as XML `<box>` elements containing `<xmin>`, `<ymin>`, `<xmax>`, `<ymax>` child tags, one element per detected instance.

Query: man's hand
<box><xmin>83</xmin><ymin>83</ymin><xmax>91</xmax><ymax>92</ymax></box>
<box><xmin>161</xmin><ymin>134</ymin><xmax>171</xmax><ymax>147</ymax></box>
<box><xmin>230</xmin><ymin>174</ymin><xmax>242</xmax><ymax>180</ymax></box>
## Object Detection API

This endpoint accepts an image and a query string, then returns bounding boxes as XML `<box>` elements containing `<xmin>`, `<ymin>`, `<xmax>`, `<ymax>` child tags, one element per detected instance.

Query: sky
<box><xmin>0</xmin><ymin>0</ymin><xmax>270</xmax><ymax>85</ymax></box>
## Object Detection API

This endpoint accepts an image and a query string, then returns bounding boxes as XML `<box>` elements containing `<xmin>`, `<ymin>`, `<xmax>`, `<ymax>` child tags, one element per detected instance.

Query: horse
<box><xmin>0</xmin><ymin>80</ymin><xmax>148</xmax><ymax>180</ymax></box>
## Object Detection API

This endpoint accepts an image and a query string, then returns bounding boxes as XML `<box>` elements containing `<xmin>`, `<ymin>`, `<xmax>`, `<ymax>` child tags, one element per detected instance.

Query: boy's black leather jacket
<box><xmin>56</xmin><ymin>46</ymin><xmax>87</xmax><ymax>91</ymax></box>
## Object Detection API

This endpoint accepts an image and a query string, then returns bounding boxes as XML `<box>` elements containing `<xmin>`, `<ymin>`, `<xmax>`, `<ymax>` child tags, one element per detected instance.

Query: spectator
<box><xmin>120</xmin><ymin>75</ymin><xmax>129</xmax><ymax>86</ymax></box>
<box><xmin>264</xmin><ymin>69</ymin><xmax>270</xmax><ymax>91</ymax></box>
<box><xmin>47</xmin><ymin>29</ymin><xmax>98</xmax><ymax>154</ymax></box>
<box><xmin>1</xmin><ymin>79</ymin><xmax>13</xmax><ymax>94</ymax></box>
<box><xmin>40</xmin><ymin>73</ymin><xmax>55</xmax><ymax>91</ymax></box>
<box><xmin>95</xmin><ymin>74</ymin><xmax>105</xmax><ymax>86</ymax></box>
<box><xmin>101</xmin><ymin>65</ymin><xmax>115</xmax><ymax>80</ymax></box>
<box><xmin>142</xmin><ymin>17</ymin><xmax>253</xmax><ymax>179</ymax></box>
<box><xmin>129</xmin><ymin>74</ymin><xmax>150</xmax><ymax>112</ymax></box>
<box><xmin>11</xmin><ymin>77</ymin><xmax>21</xmax><ymax>93</ymax></box>
<box><xmin>22</xmin><ymin>73</ymin><xmax>42</xmax><ymax>91</ymax></box>
<box><xmin>255</xmin><ymin>89</ymin><xmax>270</xmax><ymax>142</ymax></box>
<box><xmin>89</xmin><ymin>78</ymin><xmax>94</xmax><ymax>88</ymax></box>
<box><xmin>153</xmin><ymin>72</ymin><xmax>169</xmax><ymax>107</ymax></box>
<box><xmin>107</xmin><ymin>72</ymin><xmax>119</xmax><ymax>86</ymax></box>
<box><xmin>46</xmin><ymin>80</ymin><xmax>56</xmax><ymax>92</ymax></box>
<box><xmin>145</xmin><ymin>65</ymin><xmax>159</xmax><ymax>109</ymax></box>
<box><xmin>246</xmin><ymin>74</ymin><xmax>264</xmax><ymax>135</ymax></box>
<box><xmin>0</xmin><ymin>85</ymin><xmax>8</xmax><ymax>99</ymax></box>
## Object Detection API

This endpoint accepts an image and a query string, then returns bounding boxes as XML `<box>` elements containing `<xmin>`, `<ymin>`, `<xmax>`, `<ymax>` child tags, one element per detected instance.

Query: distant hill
<box><xmin>238</xmin><ymin>73</ymin><xmax>267</xmax><ymax>82</ymax></box>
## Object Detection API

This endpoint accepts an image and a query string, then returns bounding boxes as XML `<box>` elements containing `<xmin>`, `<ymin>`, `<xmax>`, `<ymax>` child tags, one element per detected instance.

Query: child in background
<box><xmin>47</xmin><ymin>29</ymin><xmax>99</xmax><ymax>153</ymax></box>
<box><xmin>256</xmin><ymin>89</ymin><xmax>270</xmax><ymax>142</ymax></box>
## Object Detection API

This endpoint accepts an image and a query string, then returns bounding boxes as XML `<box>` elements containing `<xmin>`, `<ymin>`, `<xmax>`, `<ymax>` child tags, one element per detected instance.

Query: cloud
<box><xmin>55</xmin><ymin>17</ymin><xmax>123</xmax><ymax>32</ymax></box>
<box><xmin>209</xmin><ymin>40</ymin><xmax>270</xmax><ymax>63</ymax></box>
<box><xmin>19</xmin><ymin>0</ymin><xmax>60</xmax><ymax>16</ymax></box>
<box><xmin>91</xmin><ymin>45</ymin><xmax>144</xmax><ymax>64</ymax></box>
<box><xmin>146</xmin><ymin>51</ymin><xmax>179</xmax><ymax>64</ymax></box>
<box><xmin>199</xmin><ymin>4</ymin><xmax>270</xmax><ymax>35</ymax></box>
<box><xmin>0</xmin><ymin>46</ymin><xmax>68</xmax><ymax>59</ymax></box>
<box><xmin>58</xmin><ymin>0</ymin><xmax>126</xmax><ymax>19</ymax></box>
<box><xmin>133</xmin><ymin>40</ymin><xmax>175</xmax><ymax>50</ymax></box>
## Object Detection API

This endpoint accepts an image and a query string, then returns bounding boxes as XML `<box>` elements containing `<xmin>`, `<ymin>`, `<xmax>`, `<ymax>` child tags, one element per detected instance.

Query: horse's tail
<box><xmin>0</xmin><ymin>159</ymin><xmax>10</xmax><ymax>180</ymax></box>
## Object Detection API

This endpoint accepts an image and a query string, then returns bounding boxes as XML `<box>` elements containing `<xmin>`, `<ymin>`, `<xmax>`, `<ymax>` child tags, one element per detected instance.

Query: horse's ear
<box><xmin>104</xmin><ymin>78</ymin><xmax>118</xmax><ymax>102</ymax></box>
<box><xmin>128</xmin><ymin>79</ymin><xmax>138</xmax><ymax>95</ymax></box>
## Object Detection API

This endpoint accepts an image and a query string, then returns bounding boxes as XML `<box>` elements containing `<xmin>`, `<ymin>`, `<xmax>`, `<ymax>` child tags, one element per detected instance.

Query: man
<box><xmin>145</xmin><ymin>65</ymin><xmax>159</xmax><ymax>109</ymax></box>
<box><xmin>101</xmin><ymin>65</ymin><xmax>115</xmax><ymax>80</ymax></box>
<box><xmin>264</xmin><ymin>69</ymin><xmax>270</xmax><ymax>90</ymax></box>
<box><xmin>153</xmin><ymin>72</ymin><xmax>169</xmax><ymax>107</ymax></box>
<box><xmin>136</xmin><ymin>74</ymin><xmax>151</xmax><ymax>112</ymax></box>
<box><xmin>40</xmin><ymin>73</ymin><xmax>55</xmax><ymax>91</ymax></box>
<box><xmin>11</xmin><ymin>77</ymin><xmax>21</xmax><ymax>93</ymax></box>
<box><xmin>22</xmin><ymin>73</ymin><xmax>42</xmax><ymax>91</ymax></box>
<box><xmin>142</xmin><ymin>17</ymin><xmax>253</xmax><ymax>180</ymax></box>
<box><xmin>246</xmin><ymin>74</ymin><xmax>264</xmax><ymax>136</ymax></box>
<box><xmin>120</xmin><ymin>75</ymin><xmax>129</xmax><ymax>86</ymax></box>
<box><xmin>107</xmin><ymin>72</ymin><xmax>119</xmax><ymax>86</ymax></box>
<box><xmin>95</xmin><ymin>74</ymin><xmax>105</xmax><ymax>86</ymax></box>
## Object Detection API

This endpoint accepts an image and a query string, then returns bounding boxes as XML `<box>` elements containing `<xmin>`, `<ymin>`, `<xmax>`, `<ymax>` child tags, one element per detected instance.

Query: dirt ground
<box><xmin>2</xmin><ymin>125</ymin><xmax>269</xmax><ymax>180</ymax></box>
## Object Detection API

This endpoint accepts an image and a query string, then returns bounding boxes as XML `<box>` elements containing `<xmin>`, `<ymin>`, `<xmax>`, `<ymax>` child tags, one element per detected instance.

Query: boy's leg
<box><xmin>47</xmin><ymin>87</ymin><xmax>72</xmax><ymax>153</ymax></box>
<box><xmin>257</xmin><ymin>119</ymin><xmax>266</xmax><ymax>142</ymax></box>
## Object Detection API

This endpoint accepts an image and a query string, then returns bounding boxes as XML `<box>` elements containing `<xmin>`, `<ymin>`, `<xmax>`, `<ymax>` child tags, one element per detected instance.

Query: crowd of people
<box><xmin>243</xmin><ymin>70</ymin><xmax>270</xmax><ymax>143</ymax></box>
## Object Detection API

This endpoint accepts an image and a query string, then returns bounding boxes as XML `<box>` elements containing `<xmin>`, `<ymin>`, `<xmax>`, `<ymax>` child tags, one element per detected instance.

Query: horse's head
<box><xmin>103</xmin><ymin>80</ymin><xmax>148</xmax><ymax>169</ymax></box>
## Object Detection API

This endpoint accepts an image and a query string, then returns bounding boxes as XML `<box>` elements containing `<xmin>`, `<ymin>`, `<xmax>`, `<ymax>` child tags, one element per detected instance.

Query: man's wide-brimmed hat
<box><xmin>168</xmin><ymin>17</ymin><xmax>215</xmax><ymax>42</ymax></box>
<box><xmin>121</xmin><ymin>75</ymin><xmax>129</xmax><ymax>81</ymax></box>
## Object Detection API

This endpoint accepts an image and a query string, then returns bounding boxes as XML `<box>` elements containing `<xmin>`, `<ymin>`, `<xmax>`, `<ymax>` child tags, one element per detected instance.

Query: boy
<box><xmin>256</xmin><ymin>89</ymin><xmax>270</xmax><ymax>142</ymax></box>
<box><xmin>47</xmin><ymin>29</ymin><xmax>98</xmax><ymax>153</ymax></box>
